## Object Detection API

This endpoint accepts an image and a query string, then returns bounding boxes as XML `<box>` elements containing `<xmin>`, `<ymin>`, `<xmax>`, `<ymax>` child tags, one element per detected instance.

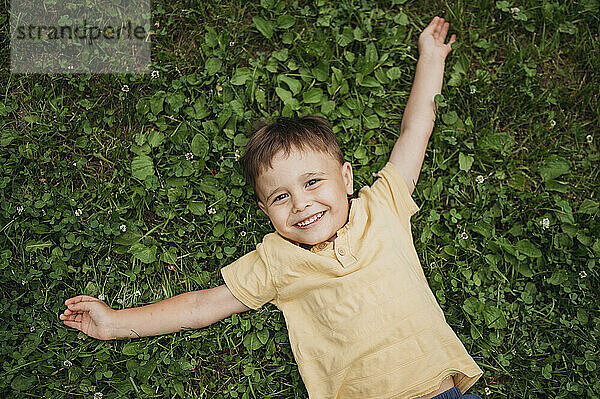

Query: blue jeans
<box><xmin>431</xmin><ymin>386</ymin><xmax>482</xmax><ymax>399</ymax></box>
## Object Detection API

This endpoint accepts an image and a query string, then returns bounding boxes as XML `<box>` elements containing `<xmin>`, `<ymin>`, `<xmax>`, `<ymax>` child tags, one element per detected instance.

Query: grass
<box><xmin>0</xmin><ymin>0</ymin><xmax>599</xmax><ymax>397</ymax></box>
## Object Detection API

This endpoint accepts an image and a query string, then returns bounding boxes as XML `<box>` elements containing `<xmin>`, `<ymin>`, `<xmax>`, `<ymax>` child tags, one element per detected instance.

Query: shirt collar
<box><xmin>310</xmin><ymin>198</ymin><xmax>357</xmax><ymax>253</ymax></box>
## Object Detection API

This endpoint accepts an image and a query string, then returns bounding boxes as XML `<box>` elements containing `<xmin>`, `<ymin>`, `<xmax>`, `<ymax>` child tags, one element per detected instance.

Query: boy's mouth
<box><xmin>295</xmin><ymin>211</ymin><xmax>326</xmax><ymax>228</ymax></box>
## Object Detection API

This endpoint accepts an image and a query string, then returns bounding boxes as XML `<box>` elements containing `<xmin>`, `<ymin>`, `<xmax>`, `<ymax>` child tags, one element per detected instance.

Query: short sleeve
<box><xmin>220</xmin><ymin>244</ymin><xmax>277</xmax><ymax>310</ymax></box>
<box><xmin>360</xmin><ymin>162</ymin><xmax>420</xmax><ymax>221</ymax></box>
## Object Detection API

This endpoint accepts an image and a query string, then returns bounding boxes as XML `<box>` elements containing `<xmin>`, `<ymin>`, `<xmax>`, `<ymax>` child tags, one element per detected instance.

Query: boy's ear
<box><xmin>342</xmin><ymin>161</ymin><xmax>353</xmax><ymax>195</ymax></box>
<box><xmin>258</xmin><ymin>201</ymin><xmax>268</xmax><ymax>216</ymax></box>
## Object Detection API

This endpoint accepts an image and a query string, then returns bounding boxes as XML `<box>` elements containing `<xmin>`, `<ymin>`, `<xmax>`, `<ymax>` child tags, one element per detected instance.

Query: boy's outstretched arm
<box><xmin>389</xmin><ymin>16</ymin><xmax>456</xmax><ymax>195</ymax></box>
<box><xmin>60</xmin><ymin>284</ymin><xmax>251</xmax><ymax>340</ymax></box>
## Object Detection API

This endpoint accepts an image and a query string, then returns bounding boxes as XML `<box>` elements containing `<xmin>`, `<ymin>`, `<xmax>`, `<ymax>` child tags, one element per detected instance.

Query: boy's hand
<box><xmin>418</xmin><ymin>16</ymin><xmax>456</xmax><ymax>61</ymax></box>
<box><xmin>60</xmin><ymin>295</ymin><xmax>117</xmax><ymax>340</ymax></box>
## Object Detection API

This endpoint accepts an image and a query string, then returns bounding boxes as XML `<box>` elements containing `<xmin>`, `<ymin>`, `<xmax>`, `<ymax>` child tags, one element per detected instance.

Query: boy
<box><xmin>60</xmin><ymin>17</ymin><xmax>483</xmax><ymax>398</ymax></box>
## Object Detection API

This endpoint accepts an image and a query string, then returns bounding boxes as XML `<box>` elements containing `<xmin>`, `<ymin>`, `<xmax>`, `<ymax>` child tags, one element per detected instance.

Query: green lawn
<box><xmin>1</xmin><ymin>0</ymin><xmax>598</xmax><ymax>398</ymax></box>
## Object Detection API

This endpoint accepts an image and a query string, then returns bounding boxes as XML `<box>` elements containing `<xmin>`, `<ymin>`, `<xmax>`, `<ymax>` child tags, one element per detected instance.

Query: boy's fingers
<box><xmin>62</xmin><ymin>319</ymin><xmax>82</xmax><ymax>331</ymax></box>
<box><xmin>431</xmin><ymin>17</ymin><xmax>442</xmax><ymax>37</ymax></box>
<box><xmin>62</xmin><ymin>309</ymin><xmax>87</xmax><ymax>322</ymax></box>
<box><xmin>448</xmin><ymin>34</ymin><xmax>457</xmax><ymax>47</ymax></box>
<box><xmin>61</xmin><ymin>308</ymin><xmax>80</xmax><ymax>317</ymax></box>
<box><xmin>427</xmin><ymin>16</ymin><xmax>438</xmax><ymax>27</ymax></box>
<box><xmin>423</xmin><ymin>16</ymin><xmax>438</xmax><ymax>34</ymax></box>
<box><xmin>65</xmin><ymin>294</ymin><xmax>100</xmax><ymax>306</ymax></box>
<box><xmin>440</xmin><ymin>21</ymin><xmax>450</xmax><ymax>41</ymax></box>
<box><xmin>65</xmin><ymin>295</ymin><xmax>81</xmax><ymax>305</ymax></box>
<box><xmin>60</xmin><ymin>312</ymin><xmax>75</xmax><ymax>321</ymax></box>
<box><xmin>67</xmin><ymin>300</ymin><xmax>95</xmax><ymax>313</ymax></box>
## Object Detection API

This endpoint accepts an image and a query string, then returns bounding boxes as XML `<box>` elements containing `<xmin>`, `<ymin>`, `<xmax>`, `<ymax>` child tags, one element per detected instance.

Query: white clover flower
<box><xmin>72</xmin><ymin>162</ymin><xmax>77</xmax><ymax>167</ymax></box>
<box><xmin>229</xmin><ymin>41</ymin><xmax>235</xmax><ymax>47</ymax></box>
<box><xmin>215</xmin><ymin>83</ymin><xmax>222</xmax><ymax>94</ymax></box>
<box><xmin>94</xmin><ymin>392</ymin><xmax>103</xmax><ymax>399</ymax></box>
<box><xmin>16</xmin><ymin>205</ymin><xmax>24</xmax><ymax>215</ymax></box>
<box><xmin>579</xmin><ymin>271</ymin><xmax>587</xmax><ymax>278</ymax></box>
<box><xmin>586</xmin><ymin>134</ymin><xmax>593</xmax><ymax>143</ymax></box>
<box><xmin>119</xmin><ymin>224</ymin><xmax>127</xmax><ymax>232</ymax></box>
<box><xmin>208</xmin><ymin>207</ymin><xmax>216</xmax><ymax>215</ymax></box>
<box><xmin>151</xmin><ymin>70</ymin><xmax>159</xmax><ymax>79</ymax></box>
<box><xmin>485</xmin><ymin>387</ymin><xmax>491</xmax><ymax>396</ymax></box>
<box><xmin>461</xmin><ymin>232</ymin><xmax>469</xmax><ymax>240</ymax></box>
<box><xmin>234</xmin><ymin>149</ymin><xmax>241</xmax><ymax>161</ymax></box>
<box><xmin>42</xmin><ymin>209</ymin><xmax>46</xmax><ymax>216</ymax></box>
<box><xmin>30</xmin><ymin>326</ymin><xmax>35</xmax><ymax>332</ymax></box>
<box><xmin>240</xmin><ymin>231</ymin><xmax>246</xmax><ymax>237</ymax></box>
<box><xmin>21</xmin><ymin>280</ymin><xmax>26</xmax><ymax>285</ymax></box>
<box><xmin>541</xmin><ymin>217</ymin><xmax>550</xmax><ymax>230</ymax></box>
<box><xmin>185</xmin><ymin>152</ymin><xmax>194</xmax><ymax>161</ymax></box>
<box><xmin>549</xmin><ymin>120</ymin><xmax>556</xmax><ymax>128</ymax></box>
<box><xmin>121</xmin><ymin>85</ymin><xmax>129</xmax><ymax>93</ymax></box>
<box><xmin>75</xmin><ymin>209</ymin><xmax>82</xmax><ymax>217</ymax></box>
<box><xmin>134</xmin><ymin>290</ymin><xmax>141</xmax><ymax>297</ymax></box>
<box><xmin>63</xmin><ymin>360</ymin><xmax>72</xmax><ymax>368</ymax></box>
<box><xmin>372</xmin><ymin>172</ymin><xmax>378</xmax><ymax>177</ymax></box>
<box><xmin>220</xmin><ymin>155</ymin><xmax>225</xmax><ymax>161</ymax></box>
<box><xmin>98</xmin><ymin>294</ymin><xmax>106</xmax><ymax>301</ymax></box>
<box><xmin>510</xmin><ymin>7</ymin><xmax>520</xmax><ymax>14</ymax></box>
<box><xmin>476</xmin><ymin>175</ymin><xmax>485</xmax><ymax>184</ymax></box>
<box><xmin>406</xmin><ymin>46</ymin><xmax>411</xmax><ymax>51</ymax></box>
<box><xmin>116</xmin><ymin>298</ymin><xmax>123</xmax><ymax>304</ymax></box>
<box><xmin>470</xmin><ymin>86</ymin><xmax>476</xmax><ymax>94</ymax></box>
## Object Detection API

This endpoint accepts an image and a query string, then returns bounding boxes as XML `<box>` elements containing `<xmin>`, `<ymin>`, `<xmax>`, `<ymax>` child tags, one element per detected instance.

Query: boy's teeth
<box><xmin>297</xmin><ymin>211</ymin><xmax>324</xmax><ymax>227</ymax></box>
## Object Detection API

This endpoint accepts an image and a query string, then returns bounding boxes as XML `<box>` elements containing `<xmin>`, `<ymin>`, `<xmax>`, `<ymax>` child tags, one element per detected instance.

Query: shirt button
<box><xmin>318</xmin><ymin>243</ymin><xmax>327</xmax><ymax>250</ymax></box>
<box><xmin>338</xmin><ymin>248</ymin><xmax>345</xmax><ymax>256</ymax></box>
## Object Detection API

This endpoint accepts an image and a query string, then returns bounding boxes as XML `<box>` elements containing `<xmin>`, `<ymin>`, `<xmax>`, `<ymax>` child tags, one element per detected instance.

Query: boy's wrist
<box><xmin>113</xmin><ymin>309</ymin><xmax>138</xmax><ymax>339</ymax></box>
<box><xmin>417</xmin><ymin>51</ymin><xmax>448</xmax><ymax>66</ymax></box>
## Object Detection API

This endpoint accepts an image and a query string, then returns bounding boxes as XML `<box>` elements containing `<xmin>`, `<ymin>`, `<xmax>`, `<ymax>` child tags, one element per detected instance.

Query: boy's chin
<box><xmin>280</xmin><ymin>231</ymin><xmax>336</xmax><ymax>247</ymax></box>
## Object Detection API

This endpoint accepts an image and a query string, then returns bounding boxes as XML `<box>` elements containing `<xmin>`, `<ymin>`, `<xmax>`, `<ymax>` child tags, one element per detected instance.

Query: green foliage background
<box><xmin>0</xmin><ymin>0</ymin><xmax>599</xmax><ymax>398</ymax></box>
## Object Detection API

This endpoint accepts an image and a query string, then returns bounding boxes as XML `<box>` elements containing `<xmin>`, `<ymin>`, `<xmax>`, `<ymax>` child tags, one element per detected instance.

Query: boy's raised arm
<box><xmin>60</xmin><ymin>284</ymin><xmax>251</xmax><ymax>340</ymax></box>
<box><xmin>389</xmin><ymin>16</ymin><xmax>456</xmax><ymax>195</ymax></box>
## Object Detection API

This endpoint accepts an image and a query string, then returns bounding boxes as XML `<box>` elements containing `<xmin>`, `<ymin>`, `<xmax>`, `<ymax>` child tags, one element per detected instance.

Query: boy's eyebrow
<box><xmin>301</xmin><ymin>171</ymin><xmax>325</xmax><ymax>179</ymax></box>
<box><xmin>266</xmin><ymin>171</ymin><xmax>325</xmax><ymax>202</ymax></box>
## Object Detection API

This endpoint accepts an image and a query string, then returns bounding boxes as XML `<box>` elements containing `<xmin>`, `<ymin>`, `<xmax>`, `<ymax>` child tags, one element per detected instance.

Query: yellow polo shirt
<box><xmin>221</xmin><ymin>162</ymin><xmax>482</xmax><ymax>398</ymax></box>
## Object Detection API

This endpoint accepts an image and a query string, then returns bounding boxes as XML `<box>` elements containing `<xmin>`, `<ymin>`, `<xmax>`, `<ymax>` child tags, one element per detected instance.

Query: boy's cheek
<box><xmin>258</xmin><ymin>202</ymin><xmax>280</xmax><ymax>223</ymax></box>
<box><xmin>264</xmin><ymin>209</ymin><xmax>285</xmax><ymax>229</ymax></box>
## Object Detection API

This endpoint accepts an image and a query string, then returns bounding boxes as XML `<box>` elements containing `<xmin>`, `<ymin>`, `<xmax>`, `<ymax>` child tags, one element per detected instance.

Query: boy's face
<box><xmin>256</xmin><ymin>147</ymin><xmax>353</xmax><ymax>246</ymax></box>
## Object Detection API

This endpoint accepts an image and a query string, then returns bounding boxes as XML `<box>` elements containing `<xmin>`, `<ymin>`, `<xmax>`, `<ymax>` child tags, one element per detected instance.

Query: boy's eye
<box><xmin>273</xmin><ymin>193</ymin><xmax>287</xmax><ymax>203</ymax></box>
<box><xmin>306</xmin><ymin>178</ymin><xmax>320</xmax><ymax>187</ymax></box>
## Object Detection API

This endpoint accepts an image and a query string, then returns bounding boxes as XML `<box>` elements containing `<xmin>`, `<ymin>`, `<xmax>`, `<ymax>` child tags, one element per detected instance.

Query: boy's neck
<box><xmin>297</xmin><ymin>233</ymin><xmax>337</xmax><ymax>250</ymax></box>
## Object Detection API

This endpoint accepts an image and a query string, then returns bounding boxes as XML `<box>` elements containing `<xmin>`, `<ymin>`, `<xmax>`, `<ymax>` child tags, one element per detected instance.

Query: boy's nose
<box><xmin>292</xmin><ymin>197</ymin><xmax>312</xmax><ymax>213</ymax></box>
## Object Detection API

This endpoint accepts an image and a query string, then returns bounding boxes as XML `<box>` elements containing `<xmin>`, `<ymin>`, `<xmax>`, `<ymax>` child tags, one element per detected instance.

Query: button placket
<box><xmin>334</xmin><ymin>228</ymin><xmax>357</xmax><ymax>268</ymax></box>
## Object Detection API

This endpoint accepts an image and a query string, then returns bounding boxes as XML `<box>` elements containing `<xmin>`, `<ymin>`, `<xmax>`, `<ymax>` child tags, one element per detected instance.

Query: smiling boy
<box><xmin>61</xmin><ymin>17</ymin><xmax>483</xmax><ymax>398</ymax></box>
<box><xmin>248</xmin><ymin>119</ymin><xmax>353</xmax><ymax>247</ymax></box>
